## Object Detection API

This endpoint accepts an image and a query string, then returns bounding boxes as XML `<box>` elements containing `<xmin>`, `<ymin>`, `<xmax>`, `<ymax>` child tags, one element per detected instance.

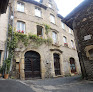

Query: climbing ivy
<box><xmin>44</xmin><ymin>24</ymin><xmax>51</xmax><ymax>35</ymax></box>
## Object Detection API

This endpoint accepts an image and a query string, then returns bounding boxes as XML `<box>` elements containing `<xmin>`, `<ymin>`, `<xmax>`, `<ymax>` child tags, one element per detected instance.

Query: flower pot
<box><xmin>0</xmin><ymin>74</ymin><xmax>2</xmax><ymax>77</ymax></box>
<box><xmin>4</xmin><ymin>74</ymin><xmax>9</xmax><ymax>79</ymax></box>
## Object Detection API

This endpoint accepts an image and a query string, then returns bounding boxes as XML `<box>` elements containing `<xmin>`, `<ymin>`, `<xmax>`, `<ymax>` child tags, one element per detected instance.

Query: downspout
<box><xmin>10</xmin><ymin>0</ymin><xmax>15</xmax><ymax>72</ymax></box>
<box><xmin>3</xmin><ymin>3</ymin><xmax>11</xmax><ymax>77</ymax></box>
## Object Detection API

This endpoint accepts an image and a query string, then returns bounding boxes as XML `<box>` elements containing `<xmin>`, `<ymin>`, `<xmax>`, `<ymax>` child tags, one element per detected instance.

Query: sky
<box><xmin>54</xmin><ymin>0</ymin><xmax>84</xmax><ymax>17</ymax></box>
<box><xmin>35</xmin><ymin>0</ymin><xmax>84</xmax><ymax>17</ymax></box>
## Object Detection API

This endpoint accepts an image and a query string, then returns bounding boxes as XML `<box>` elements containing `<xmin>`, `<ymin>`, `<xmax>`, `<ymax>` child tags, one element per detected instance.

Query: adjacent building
<box><xmin>63</xmin><ymin>0</ymin><xmax>93</xmax><ymax>80</ymax></box>
<box><xmin>0</xmin><ymin>0</ymin><xmax>81</xmax><ymax>79</ymax></box>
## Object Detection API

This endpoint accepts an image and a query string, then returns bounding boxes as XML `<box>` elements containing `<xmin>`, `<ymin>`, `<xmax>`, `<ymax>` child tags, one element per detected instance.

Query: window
<box><xmin>17</xmin><ymin>2</ymin><xmax>24</xmax><ymax>12</ymax></box>
<box><xmin>0</xmin><ymin>51</ymin><xmax>1</xmax><ymax>63</ymax></box>
<box><xmin>63</xmin><ymin>36</ymin><xmax>67</xmax><ymax>43</ymax></box>
<box><xmin>69</xmin><ymin>28</ymin><xmax>72</xmax><ymax>34</ymax></box>
<box><xmin>71</xmin><ymin>40</ymin><xmax>74</xmax><ymax>48</ymax></box>
<box><xmin>35</xmin><ymin>7</ymin><xmax>42</xmax><ymax>17</ymax></box>
<box><xmin>48</xmin><ymin>3</ymin><xmax>52</xmax><ymax>8</ymax></box>
<box><xmin>52</xmin><ymin>32</ymin><xmax>57</xmax><ymax>44</ymax></box>
<box><xmin>50</xmin><ymin>14</ymin><xmax>55</xmax><ymax>24</ymax></box>
<box><xmin>62</xmin><ymin>22</ymin><xmax>65</xmax><ymax>29</ymax></box>
<box><xmin>17</xmin><ymin>21</ymin><xmax>25</xmax><ymax>33</ymax></box>
<box><xmin>49</xmin><ymin>0</ymin><xmax>52</xmax><ymax>2</ymax></box>
<box><xmin>37</xmin><ymin>25</ymin><xmax>43</xmax><ymax>37</ymax></box>
<box><xmin>40</xmin><ymin>0</ymin><xmax>43</xmax><ymax>3</ymax></box>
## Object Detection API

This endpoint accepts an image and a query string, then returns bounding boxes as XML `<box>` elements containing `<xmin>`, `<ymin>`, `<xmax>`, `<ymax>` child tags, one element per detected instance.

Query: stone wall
<box><xmin>9</xmin><ymin>0</ymin><xmax>81</xmax><ymax>79</ymax></box>
<box><xmin>73</xmin><ymin>1</ymin><xmax>93</xmax><ymax>79</ymax></box>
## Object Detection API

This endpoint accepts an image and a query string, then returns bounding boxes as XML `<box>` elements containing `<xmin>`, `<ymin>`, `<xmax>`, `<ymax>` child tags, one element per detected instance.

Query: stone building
<box><xmin>0</xmin><ymin>0</ymin><xmax>81</xmax><ymax>79</ymax></box>
<box><xmin>63</xmin><ymin>0</ymin><xmax>93</xmax><ymax>80</ymax></box>
<box><xmin>0</xmin><ymin>0</ymin><xmax>9</xmax><ymax>67</ymax></box>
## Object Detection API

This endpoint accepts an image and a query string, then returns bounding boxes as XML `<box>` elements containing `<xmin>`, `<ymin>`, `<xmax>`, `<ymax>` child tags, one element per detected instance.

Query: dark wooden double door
<box><xmin>25</xmin><ymin>51</ymin><xmax>41</xmax><ymax>79</ymax></box>
<box><xmin>54</xmin><ymin>53</ymin><xmax>61</xmax><ymax>76</ymax></box>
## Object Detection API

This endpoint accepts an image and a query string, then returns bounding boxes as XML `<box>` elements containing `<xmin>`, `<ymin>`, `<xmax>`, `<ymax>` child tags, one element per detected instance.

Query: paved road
<box><xmin>0</xmin><ymin>79</ymin><xmax>35</xmax><ymax>92</ymax></box>
<box><xmin>22</xmin><ymin>76</ymin><xmax>93</xmax><ymax>92</ymax></box>
<box><xmin>0</xmin><ymin>76</ymin><xmax>93</xmax><ymax>92</ymax></box>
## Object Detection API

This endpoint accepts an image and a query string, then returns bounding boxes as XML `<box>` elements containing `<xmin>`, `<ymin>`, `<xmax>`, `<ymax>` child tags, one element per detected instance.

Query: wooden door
<box><xmin>25</xmin><ymin>51</ymin><xmax>41</xmax><ymax>79</ymax></box>
<box><xmin>54</xmin><ymin>53</ymin><xmax>61</xmax><ymax>76</ymax></box>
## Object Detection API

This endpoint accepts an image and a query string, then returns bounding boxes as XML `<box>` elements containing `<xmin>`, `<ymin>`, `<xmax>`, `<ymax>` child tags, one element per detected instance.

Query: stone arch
<box><xmin>69</xmin><ymin>57</ymin><xmax>77</xmax><ymax>73</ymax></box>
<box><xmin>24</xmin><ymin>50</ymin><xmax>41</xmax><ymax>79</ymax></box>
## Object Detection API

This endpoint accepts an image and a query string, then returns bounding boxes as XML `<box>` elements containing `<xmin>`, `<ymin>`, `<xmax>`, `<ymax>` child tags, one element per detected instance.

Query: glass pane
<box><xmin>63</xmin><ymin>36</ymin><xmax>67</xmax><ymax>43</ymax></box>
<box><xmin>21</xmin><ymin>4</ymin><xmax>24</xmax><ymax>12</ymax></box>
<box><xmin>35</xmin><ymin>8</ymin><xmax>41</xmax><ymax>17</ymax></box>
<box><xmin>50</xmin><ymin>15</ymin><xmax>55</xmax><ymax>24</ymax></box>
<box><xmin>52</xmin><ymin>32</ymin><xmax>57</xmax><ymax>43</ymax></box>
<box><xmin>17</xmin><ymin>3</ymin><xmax>20</xmax><ymax>11</ymax></box>
<box><xmin>17</xmin><ymin>22</ymin><xmax>20</xmax><ymax>31</ymax></box>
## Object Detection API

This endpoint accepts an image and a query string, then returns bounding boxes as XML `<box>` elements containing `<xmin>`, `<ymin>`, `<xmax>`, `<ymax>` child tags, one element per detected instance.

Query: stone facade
<box><xmin>63</xmin><ymin>0</ymin><xmax>93</xmax><ymax>80</ymax></box>
<box><xmin>1</xmin><ymin>0</ymin><xmax>81</xmax><ymax>79</ymax></box>
<box><xmin>0</xmin><ymin>7</ymin><xmax>9</xmax><ymax>66</ymax></box>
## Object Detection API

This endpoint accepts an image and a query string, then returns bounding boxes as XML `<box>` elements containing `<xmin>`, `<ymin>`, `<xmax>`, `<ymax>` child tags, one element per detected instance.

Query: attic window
<box><xmin>17</xmin><ymin>2</ymin><xmax>24</xmax><ymax>12</ymax></box>
<box><xmin>37</xmin><ymin>25</ymin><xmax>43</xmax><ymax>37</ymax></box>
<box><xmin>48</xmin><ymin>3</ymin><xmax>52</xmax><ymax>8</ymax></box>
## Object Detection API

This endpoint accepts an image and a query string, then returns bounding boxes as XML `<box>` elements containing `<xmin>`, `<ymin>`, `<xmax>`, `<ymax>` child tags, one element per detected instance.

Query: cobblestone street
<box><xmin>20</xmin><ymin>76</ymin><xmax>93</xmax><ymax>92</ymax></box>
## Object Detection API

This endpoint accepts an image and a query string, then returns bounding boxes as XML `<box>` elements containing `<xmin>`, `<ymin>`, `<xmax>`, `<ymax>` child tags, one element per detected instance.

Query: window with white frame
<box><xmin>71</xmin><ymin>40</ymin><xmax>74</xmax><ymax>48</ymax></box>
<box><xmin>63</xmin><ymin>36</ymin><xmax>67</xmax><ymax>43</ymax></box>
<box><xmin>17</xmin><ymin>21</ymin><xmax>25</xmax><ymax>33</ymax></box>
<box><xmin>35</xmin><ymin>7</ymin><xmax>42</xmax><ymax>17</ymax></box>
<box><xmin>50</xmin><ymin>14</ymin><xmax>55</xmax><ymax>24</ymax></box>
<box><xmin>62</xmin><ymin>22</ymin><xmax>65</xmax><ymax>29</ymax></box>
<box><xmin>52</xmin><ymin>32</ymin><xmax>57</xmax><ymax>44</ymax></box>
<box><xmin>48</xmin><ymin>3</ymin><xmax>52</xmax><ymax>8</ymax></box>
<box><xmin>69</xmin><ymin>28</ymin><xmax>72</xmax><ymax>34</ymax></box>
<box><xmin>17</xmin><ymin>2</ymin><xmax>24</xmax><ymax>12</ymax></box>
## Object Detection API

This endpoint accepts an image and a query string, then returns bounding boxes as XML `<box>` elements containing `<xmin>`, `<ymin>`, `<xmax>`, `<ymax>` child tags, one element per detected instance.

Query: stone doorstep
<box><xmin>53</xmin><ymin>75</ymin><xmax>63</xmax><ymax>78</ymax></box>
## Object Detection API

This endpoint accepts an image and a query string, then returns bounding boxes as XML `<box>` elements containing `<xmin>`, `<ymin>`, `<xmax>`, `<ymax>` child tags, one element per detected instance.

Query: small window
<box><xmin>71</xmin><ymin>40</ymin><xmax>74</xmax><ymax>47</ymax></box>
<box><xmin>62</xmin><ymin>22</ymin><xmax>65</xmax><ymax>30</ymax></box>
<box><xmin>17</xmin><ymin>21</ymin><xmax>25</xmax><ymax>33</ymax></box>
<box><xmin>63</xmin><ymin>36</ymin><xmax>67</xmax><ymax>43</ymax></box>
<box><xmin>0</xmin><ymin>51</ymin><xmax>1</xmax><ymax>63</ymax></box>
<box><xmin>69</xmin><ymin>28</ymin><xmax>72</xmax><ymax>34</ymax></box>
<box><xmin>49</xmin><ymin>0</ymin><xmax>52</xmax><ymax>2</ymax></box>
<box><xmin>48</xmin><ymin>3</ymin><xmax>52</xmax><ymax>8</ymax></box>
<box><xmin>17</xmin><ymin>2</ymin><xmax>24</xmax><ymax>12</ymax></box>
<box><xmin>52</xmin><ymin>32</ymin><xmax>57</xmax><ymax>44</ymax></box>
<box><xmin>35</xmin><ymin>7</ymin><xmax>42</xmax><ymax>17</ymax></box>
<box><xmin>37</xmin><ymin>25</ymin><xmax>43</xmax><ymax>37</ymax></box>
<box><xmin>50</xmin><ymin>14</ymin><xmax>55</xmax><ymax>24</ymax></box>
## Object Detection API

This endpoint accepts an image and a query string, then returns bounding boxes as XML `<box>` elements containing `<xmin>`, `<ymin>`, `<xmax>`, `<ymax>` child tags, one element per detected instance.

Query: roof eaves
<box><xmin>21</xmin><ymin>0</ymin><xmax>47</xmax><ymax>9</ymax></box>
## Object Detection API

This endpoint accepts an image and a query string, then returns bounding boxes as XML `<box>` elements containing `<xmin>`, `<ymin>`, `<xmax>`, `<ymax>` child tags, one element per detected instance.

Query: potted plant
<box><xmin>4</xmin><ymin>58</ymin><xmax>11</xmax><ymax>79</ymax></box>
<box><xmin>0</xmin><ymin>67</ymin><xmax>4</xmax><ymax>78</ymax></box>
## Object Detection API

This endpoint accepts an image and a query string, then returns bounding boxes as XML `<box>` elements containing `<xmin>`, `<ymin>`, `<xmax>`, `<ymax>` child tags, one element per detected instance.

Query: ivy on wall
<box><xmin>3</xmin><ymin>25</ymin><xmax>52</xmax><ymax>74</ymax></box>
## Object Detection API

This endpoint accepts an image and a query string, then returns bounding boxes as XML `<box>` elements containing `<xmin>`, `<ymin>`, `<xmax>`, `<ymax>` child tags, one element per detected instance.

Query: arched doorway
<box><xmin>53</xmin><ymin>53</ymin><xmax>61</xmax><ymax>76</ymax></box>
<box><xmin>24</xmin><ymin>51</ymin><xmax>41</xmax><ymax>79</ymax></box>
<box><xmin>70</xmin><ymin>58</ymin><xmax>76</xmax><ymax>73</ymax></box>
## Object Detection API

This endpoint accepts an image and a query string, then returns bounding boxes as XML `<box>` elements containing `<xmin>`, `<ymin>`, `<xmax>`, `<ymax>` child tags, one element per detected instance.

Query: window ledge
<box><xmin>52</xmin><ymin>43</ymin><xmax>61</xmax><ymax>47</ymax></box>
<box><xmin>17</xmin><ymin>11</ymin><xmax>25</xmax><ymax>14</ymax></box>
<box><xmin>35</xmin><ymin>16</ymin><xmax>43</xmax><ymax>19</ymax></box>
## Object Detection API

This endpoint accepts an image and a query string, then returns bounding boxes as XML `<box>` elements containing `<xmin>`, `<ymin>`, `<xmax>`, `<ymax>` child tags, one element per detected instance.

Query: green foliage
<box><xmin>44</xmin><ymin>24</ymin><xmax>50</xmax><ymax>35</ymax></box>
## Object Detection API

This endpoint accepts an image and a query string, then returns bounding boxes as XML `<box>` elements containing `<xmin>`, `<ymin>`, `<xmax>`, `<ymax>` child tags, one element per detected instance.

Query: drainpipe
<box><xmin>9</xmin><ymin>0</ymin><xmax>15</xmax><ymax>72</ymax></box>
